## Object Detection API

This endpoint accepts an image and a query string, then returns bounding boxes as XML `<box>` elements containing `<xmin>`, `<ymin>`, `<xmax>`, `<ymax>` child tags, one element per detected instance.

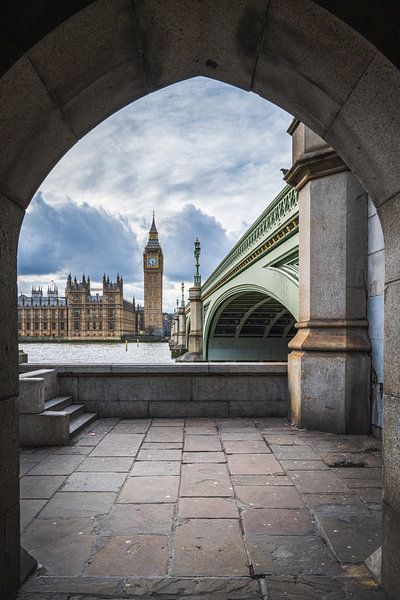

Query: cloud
<box><xmin>18</xmin><ymin>192</ymin><xmax>141</xmax><ymax>281</ymax></box>
<box><xmin>161</xmin><ymin>204</ymin><xmax>233</xmax><ymax>282</ymax></box>
<box><xmin>18</xmin><ymin>77</ymin><xmax>293</xmax><ymax>310</ymax></box>
<box><xmin>38</xmin><ymin>77</ymin><xmax>292</xmax><ymax>236</ymax></box>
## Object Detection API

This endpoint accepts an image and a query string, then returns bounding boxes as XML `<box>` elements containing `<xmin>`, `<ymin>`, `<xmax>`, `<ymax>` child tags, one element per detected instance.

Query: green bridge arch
<box><xmin>202</xmin><ymin>261</ymin><xmax>299</xmax><ymax>361</ymax></box>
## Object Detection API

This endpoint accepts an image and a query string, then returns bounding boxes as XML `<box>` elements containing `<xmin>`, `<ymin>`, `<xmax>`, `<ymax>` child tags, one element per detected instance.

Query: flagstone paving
<box><xmin>18</xmin><ymin>418</ymin><xmax>386</xmax><ymax>599</ymax></box>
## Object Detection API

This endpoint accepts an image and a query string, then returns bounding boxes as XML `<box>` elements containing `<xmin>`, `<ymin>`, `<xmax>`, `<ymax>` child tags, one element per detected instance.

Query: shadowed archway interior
<box><xmin>207</xmin><ymin>292</ymin><xmax>296</xmax><ymax>361</ymax></box>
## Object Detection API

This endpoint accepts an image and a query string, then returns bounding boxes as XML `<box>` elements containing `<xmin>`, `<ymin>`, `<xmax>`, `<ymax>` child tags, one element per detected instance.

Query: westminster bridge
<box><xmin>178</xmin><ymin>183</ymin><xmax>300</xmax><ymax>362</ymax></box>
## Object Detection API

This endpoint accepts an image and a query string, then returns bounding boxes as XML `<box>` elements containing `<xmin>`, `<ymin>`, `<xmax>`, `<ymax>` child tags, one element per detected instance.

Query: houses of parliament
<box><xmin>18</xmin><ymin>215</ymin><xmax>168</xmax><ymax>340</ymax></box>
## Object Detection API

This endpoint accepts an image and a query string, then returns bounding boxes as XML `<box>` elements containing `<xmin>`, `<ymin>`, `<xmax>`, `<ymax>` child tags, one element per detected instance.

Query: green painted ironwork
<box><xmin>202</xmin><ymin>185</ymin><xmax>298</xmax><ymax>298</ymax></box>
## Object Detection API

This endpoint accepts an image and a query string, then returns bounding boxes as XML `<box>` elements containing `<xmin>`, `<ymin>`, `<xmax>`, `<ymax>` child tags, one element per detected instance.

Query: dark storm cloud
<box><xmin>18</xmin><ymin>193</ymin><xmax>141</xmax><ymax>280</ymax></box>
<box><xmin>161</xmin><ymin>204</ymin><xmax>233</xmax><ymax>282</ymax></box>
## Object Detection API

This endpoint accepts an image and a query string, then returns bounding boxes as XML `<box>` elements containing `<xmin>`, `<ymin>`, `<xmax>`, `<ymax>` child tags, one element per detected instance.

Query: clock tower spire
<box><xmin>143</xmin><ymin>212</ymin><xmax>164</xmax><ymax>335</ymax></box>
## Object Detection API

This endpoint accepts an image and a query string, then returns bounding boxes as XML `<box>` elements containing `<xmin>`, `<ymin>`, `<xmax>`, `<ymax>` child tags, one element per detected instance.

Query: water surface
<box><xmin>19</xmin><ymin>342</ymin><xmax>174</xmax><ymax>364</ymax></box>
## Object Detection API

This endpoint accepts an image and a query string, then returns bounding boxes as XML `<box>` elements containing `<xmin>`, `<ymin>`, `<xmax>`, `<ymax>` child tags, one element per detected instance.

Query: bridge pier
<box><xmin>169</xmin><ymin>302</ymin><xmax>179</xmax><ymax>350</ymax></box>
<box><xmin>174</xmin><ymin>283</ymin><xmax>187</xmax><ymax>357</ymax></box>
<box><xmin>286</xmin><ymin>122</ymin><xmax>370</xmax><ymax>434</ymax></box>
<box><xmin>185</xmin><ymin>285</ymin><xmax>203</xmax><ymax>359</ymax></box>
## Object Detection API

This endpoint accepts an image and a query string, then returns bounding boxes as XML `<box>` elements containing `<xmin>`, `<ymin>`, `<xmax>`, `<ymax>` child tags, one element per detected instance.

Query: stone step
<box><xmin>44</xmin><ymin>395</ymin><xmax>73</xmax><ymax>411</ymax></box>
<box><xmin>20</xmin><ymin>369</ymin><xmax>57</xmax><ymax>401</ymax></box>
<box><xmin>69</xmin><ymin>412</ymin><xmax>98</xmax><ymax>438</ymax></box>
<box><xmin>61</xmin><ymin>403</ymin><xmax>86</xmax><ymax>420</ymax></box>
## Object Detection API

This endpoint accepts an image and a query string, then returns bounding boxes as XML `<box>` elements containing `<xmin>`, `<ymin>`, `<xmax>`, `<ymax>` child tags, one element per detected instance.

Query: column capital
<box><xmin>285</xmin><ymin>120</ymin><xmax>348</xmax><ymax>191</ymax></box>
<box><xmin>284</xmin><ymin>149</ymin><xmax>348</xmax><ymax>191</ymax></box>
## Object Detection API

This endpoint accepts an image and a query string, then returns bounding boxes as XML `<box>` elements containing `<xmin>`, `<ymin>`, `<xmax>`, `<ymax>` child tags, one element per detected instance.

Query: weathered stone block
<box><xmin>382</xmin><ymin>501</ymin><xmax>400</xmax><ymax>600</ymax></box>
<box><xmin>20</xmin><ymin>369</ymin><xmax>57</xmax><ymax>402</ymax></box>
<box><xmin>229</xmin><ymin>398</ymin><xmax>288</xmax><ymax>417</ymax></box>
<box><xmin>97</xmin><ymin>399</ymin><xmax>148</xmax><ymax>418</ymax></box>
<box><xmin>383</xmin><ymin>395</ymin><xmax>400</xmax><ymax>513</ymax></box>
<box><xmin>28</xmin><ymin>0</ymin><xmax>143</xmax><ymax>105</ymax></box>
<box><xmin>382</xmin><ymin>282</ymin><xmax>400</xmax><ymax>397</ymax></box>
<box><xmin>0</xmin><ymin>195</ymin><xmax>23</xmax><ymax>401</ymax></box>
<box><xmin>19</xmin><ymin>412</ymin><xmax>70</xmax><ymax>447</ymax></box>
<box><xmin>0</xmin><ymin>397</ymin><xmax>19</xmax><ymax>516</ymax></box>
<box><xmin>325</xmin><ymin>54</ymin><xmax>400</xmax><ymax>205</ymax></box>
<box><xmin>254</xmin><ymin>0</ymin><xmax>375</xmax><ymax>136</ymax></box>
<box><xmin>18</xmin><ymin>378</ymin><xmax>45</xmax><ymax>414</ymax></box>
<box><xmin>134</xmin><ymin>0</ymin><xmax>268</xmax><ymax>92</ymax></box>
<box><xmin>149</xmin><ymin>401</ymin><xmax>229</xmax><ymax>418</ymax></box>
<box><xmin>0</xmin><ymin>503</ymin><xmax>20</xmax><ymax>598</ymax></box>
<box><xmin>0</xmin><ymin>57</ymin><xmax>77</xmax><ymax>205</ymax></box>
<box><xmin>289</xmin><ymin>350</ymin><xmax>370</xmax><ymax>434</ymax></box>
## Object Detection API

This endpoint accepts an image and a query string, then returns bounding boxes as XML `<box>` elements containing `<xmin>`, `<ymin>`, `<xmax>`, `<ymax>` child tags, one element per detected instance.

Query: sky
<box><xmin>17</xmin><ymin>76</ymin><xmax>292</xmax><ymax>312</ymax></box>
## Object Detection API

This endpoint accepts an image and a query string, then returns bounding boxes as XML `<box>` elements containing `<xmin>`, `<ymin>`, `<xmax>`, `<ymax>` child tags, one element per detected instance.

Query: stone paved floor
<box><xmin>18</xmin><ymin>418</ymin><xmax>386</xmax><ymax>599</ymax></box>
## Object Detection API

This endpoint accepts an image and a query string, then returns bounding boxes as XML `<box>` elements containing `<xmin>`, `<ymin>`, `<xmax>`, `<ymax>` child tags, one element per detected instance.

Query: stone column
<box><xmin>286</xmin><ymin>121</ymin><xmax>370</xmax><ymax>434</ymax></box>
<box><xmin>187</xmin><ymin>285</ymin><xmax>203</xmax><ymax>356</ymax></box>
<box><xmin>169</xmin><ymin>312</ymin><xmax>178</xmax><ymax>348</ymax></box>
<box><xmin>0</xmin><ymin>195</ymin><xmax>24</xmax><ymax>597</ymax></box>
<box><xmin>379</xmin><ymin>192</ymin><xmax>400</xmax><ymax>599</ymax></box>
<box><xmin>173</xmin><ymin>283</ymin><xmax>187</xmax><ymax>359</ymax></box>
<box><xmin>183</xmin><ymin>238</ymin><xmax>203</xmax><ymax>361</ymax></box>
<box><xmin>177</xmin><ymin>305</ymin><xmax>187</xmax><ymax>351</ymax></box>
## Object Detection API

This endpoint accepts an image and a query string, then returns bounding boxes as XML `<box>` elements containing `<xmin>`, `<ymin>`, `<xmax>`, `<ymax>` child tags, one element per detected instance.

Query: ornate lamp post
<box><xmin>194</xmin><ymin>238</ymin><xmax>201</xmax><ymax>287</ymax></box>
<box><xmin>181</xmin><ymin>282</ymin><xmax>185</xmax><ymax>307</ymax></box>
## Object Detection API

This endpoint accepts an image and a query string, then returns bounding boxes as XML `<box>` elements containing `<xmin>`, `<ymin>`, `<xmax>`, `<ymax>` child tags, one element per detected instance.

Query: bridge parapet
<box><xmin>202</xmin><ymin>185</ymin><xmax>298</xmax><ymax>298</ymax></box>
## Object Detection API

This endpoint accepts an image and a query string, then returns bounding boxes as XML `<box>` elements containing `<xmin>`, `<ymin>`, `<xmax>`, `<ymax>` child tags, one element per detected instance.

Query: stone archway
<box><xmin>1</xmin><ymin>1</ymin><xmax>400</xmax><ymax>597</ymax></box>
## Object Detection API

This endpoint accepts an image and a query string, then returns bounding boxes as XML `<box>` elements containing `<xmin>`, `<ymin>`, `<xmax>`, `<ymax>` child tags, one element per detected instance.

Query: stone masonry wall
<box><xmin>367</xmin><ymin>198</ymin><xmax>385</xmax><ymax>434</ymax></box>
<box><xmin>20</xmin><ymin>363</ymin><xmax>289</xmax><ymax>419</ymax></box>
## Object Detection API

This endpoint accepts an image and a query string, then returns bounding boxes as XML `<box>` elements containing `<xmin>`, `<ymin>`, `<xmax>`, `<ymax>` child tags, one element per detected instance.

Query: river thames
<box><xmin>19</xmin><ymin>342</ymin><xmax>175</xmax><ymax>364</ymax></box>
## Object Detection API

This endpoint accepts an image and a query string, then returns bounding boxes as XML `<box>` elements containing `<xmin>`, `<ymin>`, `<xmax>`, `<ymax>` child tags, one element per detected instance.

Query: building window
<box><xmin>74</xmin><ymin>321</ymin><xmax>80</xmax><ymax>330</ymax></box>
<box><xmin>108</xmin><ymin>321</ymin><xmax>114</xmax><ymax>331</ymax></box>
<box><xmin>60</xmin><ymin>322</ymin><xmax>65</xmax><ymax>330</ymax></box>
<box><xmin>51</xmin><ymin>322</ymin><xmax>56</xmax><ymax>329</ymax></box>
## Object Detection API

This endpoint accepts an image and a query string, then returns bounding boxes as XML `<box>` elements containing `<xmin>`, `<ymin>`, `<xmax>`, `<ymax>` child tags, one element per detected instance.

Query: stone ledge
<box><xmin>20</xmin><ymin>362</ymin><xmax>288</xmax><ymax>376</ymax></box>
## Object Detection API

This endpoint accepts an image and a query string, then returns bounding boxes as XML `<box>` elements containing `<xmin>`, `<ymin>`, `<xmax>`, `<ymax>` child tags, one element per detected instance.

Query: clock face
<box><xmin>147</xmin><ymin>256</ymin><xmax>158</xmax><ymax>268</ymax></box>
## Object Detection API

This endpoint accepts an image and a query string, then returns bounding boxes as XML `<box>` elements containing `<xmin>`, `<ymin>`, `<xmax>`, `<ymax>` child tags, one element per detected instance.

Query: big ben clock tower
<box><xmin>143</xmin><ymin>212</ymin><xmax>164</xmax><ymax>335</ymax></box>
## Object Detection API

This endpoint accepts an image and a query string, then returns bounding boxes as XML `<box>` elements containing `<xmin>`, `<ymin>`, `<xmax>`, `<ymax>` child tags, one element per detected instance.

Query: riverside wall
<box><xmin>19</xmin><ymin>363</ymin><xmax>288</xmax><ymax>419</ymax></box>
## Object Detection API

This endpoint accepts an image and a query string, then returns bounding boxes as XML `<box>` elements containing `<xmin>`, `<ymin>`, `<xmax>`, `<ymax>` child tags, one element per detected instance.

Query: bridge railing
<box><xmin>202</xmin><ymin>185</ymin><xmax>298</xmax><ymax>297</ymax></box>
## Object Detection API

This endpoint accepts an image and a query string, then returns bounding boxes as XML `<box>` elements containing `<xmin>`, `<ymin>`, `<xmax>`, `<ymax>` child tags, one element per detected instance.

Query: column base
<box><xmin>188</xmin><ymin>331</ymin><xmax>203</xmax><ymax>355</ymax></box>
<box><xmin>288</xmin><ymin>349</ymin><xmax>370</xmax><ymax>434</ymax></box>
<box><xmin>176</xmin><ymin>351</ymin><xmax>204</xmax><ymax>362</ymax></box>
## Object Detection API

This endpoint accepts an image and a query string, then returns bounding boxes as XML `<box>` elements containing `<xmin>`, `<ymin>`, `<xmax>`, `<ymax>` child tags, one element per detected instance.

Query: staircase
<box><xmin>19</xmin><ymin>369</ymin><xmax>97</xmax><ymax>446</ymax></box>
<box><xmin>44</xmin><ymin>394</ymin><xmax>97</xmax><ymax>438</ymax></box>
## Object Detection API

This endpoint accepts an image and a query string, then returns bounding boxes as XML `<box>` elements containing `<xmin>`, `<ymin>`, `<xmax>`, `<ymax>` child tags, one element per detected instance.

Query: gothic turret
<box><xmin>145</xmin><ymin>211</ymin><xmax>161</xmax><ymax>250</ymax></box>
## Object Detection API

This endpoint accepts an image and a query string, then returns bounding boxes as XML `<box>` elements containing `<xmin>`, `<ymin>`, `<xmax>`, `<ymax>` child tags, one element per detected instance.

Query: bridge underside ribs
<box><xmin>208</xmin><ymin>292</ymin><xmax>295</xmax><ymax>361</ymax></box>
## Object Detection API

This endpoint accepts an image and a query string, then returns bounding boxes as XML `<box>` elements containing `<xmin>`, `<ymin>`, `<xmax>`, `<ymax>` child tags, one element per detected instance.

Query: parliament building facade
<box><xmin>18</xmin><ymin>215</ymin><xmax>166</xmax><ymax>340</ymax></box>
